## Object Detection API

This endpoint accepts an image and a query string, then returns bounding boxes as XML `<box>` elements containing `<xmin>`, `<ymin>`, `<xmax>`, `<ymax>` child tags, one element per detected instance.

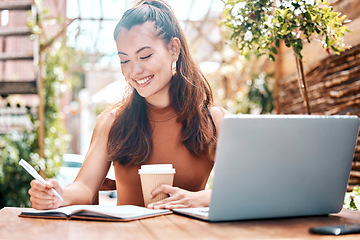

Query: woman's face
<box><xmin>116</xmin><ymin>22</ymin><xmax>179</xmax><ymax>107</ymax></box>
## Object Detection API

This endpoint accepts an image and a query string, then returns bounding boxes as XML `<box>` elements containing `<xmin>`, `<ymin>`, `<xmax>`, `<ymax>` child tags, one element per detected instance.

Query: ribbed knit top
<box><xmin>113</xmin><ymin>102</ymin><xmax>214</xmax><ymax>206</ymax></box>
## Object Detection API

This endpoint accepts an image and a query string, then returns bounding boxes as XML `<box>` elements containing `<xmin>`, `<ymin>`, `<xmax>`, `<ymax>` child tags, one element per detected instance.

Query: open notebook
<box><xmin>19</xmin><ymin>205</ymin><xmax>171</xmax><ymax>222</ymax></box>
<box><xmin>173</xmin><ymin>115</ymin><xmax>360</xmax><ymax>222</ymax></box>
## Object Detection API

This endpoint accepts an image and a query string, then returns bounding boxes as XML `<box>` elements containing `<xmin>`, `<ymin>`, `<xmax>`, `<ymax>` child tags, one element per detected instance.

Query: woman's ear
<box><xmin>168</xmin><ymin>37</ymin><xmax>181</xmax><ymax>60</ymax></box>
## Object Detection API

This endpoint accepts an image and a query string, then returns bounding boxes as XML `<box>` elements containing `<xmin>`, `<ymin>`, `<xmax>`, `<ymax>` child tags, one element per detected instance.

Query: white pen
<box><xmin>19</xmin><ymin>159</ymin><xmax>63</xmax><ymax>201</ymax></box>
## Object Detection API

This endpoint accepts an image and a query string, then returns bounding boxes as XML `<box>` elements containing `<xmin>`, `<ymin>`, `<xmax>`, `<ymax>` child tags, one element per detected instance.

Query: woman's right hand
<box><xmin>29</xmin><ymin>179</ymin><xmax>63</xmax><ymax>210</ymax></box>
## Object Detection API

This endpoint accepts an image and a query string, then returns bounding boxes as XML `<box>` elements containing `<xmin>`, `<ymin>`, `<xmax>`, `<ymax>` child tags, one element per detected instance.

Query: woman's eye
<box><xmin>120</xmin><ymin>60</ymin><xmax>129</xmax><ymax>64</ymax></box>
<box><xmin>140</xmin><ymin>54</ymin><xmax>153</xmax><ymax>60</ymax></box>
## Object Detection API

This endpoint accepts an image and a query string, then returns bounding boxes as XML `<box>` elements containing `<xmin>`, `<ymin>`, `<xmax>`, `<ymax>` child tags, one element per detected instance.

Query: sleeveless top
<box><xmin>113</xmin><ymin>102</ymin><xmax>214</xmax><ymax>206</ymax></box>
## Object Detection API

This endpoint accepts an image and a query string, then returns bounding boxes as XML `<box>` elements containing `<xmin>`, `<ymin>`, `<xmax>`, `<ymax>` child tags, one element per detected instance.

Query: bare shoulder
<box><xmin>94</xmin><ymin>107</ymin><xmax>117</xmax><ymax>134</ymax></box>
<box><xmin>209</xmin><ymin>106</ymin><xmax>230</xmax><ymax>131</ymax></box>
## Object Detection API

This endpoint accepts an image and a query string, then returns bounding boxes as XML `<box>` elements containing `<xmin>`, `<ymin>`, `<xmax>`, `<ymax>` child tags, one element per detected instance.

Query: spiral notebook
<box><xmin>173</xmin><ymin>115</ymin><xmax>360</xmax><ymax>222</ymax></box>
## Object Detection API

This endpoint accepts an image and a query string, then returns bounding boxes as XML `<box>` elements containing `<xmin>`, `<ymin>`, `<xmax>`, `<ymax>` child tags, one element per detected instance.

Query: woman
<box><xmin>29</xmin><ymin>0</ymin><xmax>228</xmax><ymax>210</ymax></box>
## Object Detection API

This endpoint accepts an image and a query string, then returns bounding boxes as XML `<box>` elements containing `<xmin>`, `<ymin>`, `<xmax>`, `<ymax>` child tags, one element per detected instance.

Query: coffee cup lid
<box><xmin>138</xmin><ymin>164</ymin><xmax>176</xmax><ymax>174</ymax></box>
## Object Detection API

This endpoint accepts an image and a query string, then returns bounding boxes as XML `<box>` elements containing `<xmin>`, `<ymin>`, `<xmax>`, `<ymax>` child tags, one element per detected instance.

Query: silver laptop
<box><xmin>173</xmin><ymin>114</ymin><xmax>360</xmax><ymax>222</ymax></box>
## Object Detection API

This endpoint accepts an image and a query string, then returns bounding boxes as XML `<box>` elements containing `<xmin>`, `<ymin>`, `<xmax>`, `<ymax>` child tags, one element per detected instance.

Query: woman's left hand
<box><xmin>147</xmin><ymin>185</ymin><xmax>211</xmax><ymax>209</ymax></box>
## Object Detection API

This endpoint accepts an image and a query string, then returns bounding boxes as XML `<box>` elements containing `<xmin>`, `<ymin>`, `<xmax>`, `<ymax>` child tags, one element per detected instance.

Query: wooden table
<box><xmin>1</xmin><ymin>207</ymin><xmax>360</xmax><ymax>239</ymax></box>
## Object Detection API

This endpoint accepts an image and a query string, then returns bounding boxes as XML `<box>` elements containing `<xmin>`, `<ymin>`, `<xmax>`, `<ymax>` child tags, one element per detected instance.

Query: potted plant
<box><xmin>222</xmin><ymin>0</ymin><xmax>350</xmax><ymax>114</ymax></box>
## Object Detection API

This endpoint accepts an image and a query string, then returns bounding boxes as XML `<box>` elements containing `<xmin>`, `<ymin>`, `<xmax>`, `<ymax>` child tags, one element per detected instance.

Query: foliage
<box><xmin>222</xmin><ymin>0</ymin><xmax>350</xmax><ymax>61</ymax></box>
<box><xmin>344</xmin><ymin>186</ymin><xmax>360</xmax><ymax>211</ymax></box>
<box><xmin>218</xmin><ymin>22</ymin><xmax>275</xmax><ymax>115</ymax></box>
<box><xmin>0</xmin><ymin>133</ymin><xmax>34</xmax><ymax>207</ymax></box>
<box><xmin>0</xmin><ymin>43</ymin><xmax>73</xmax><ymax>208</ymax></box>
<box><xmin>40</xmin><ymin>42</ymin><xmax>73</xmax><ymax>177</ymax></box>
<box><xmin>225</xmin><ymin>72</ymin><xmax>274</xmax><ymax>114</ymax></box>
<box><xmin>0</xmin><ymin>5</ymin><xmax>76</xmax><ymax>208</ymax></box>
<box><xmin>247</xmin><ymin>73</ymin><xmax>274</xmax><ymax>113</ymax></box>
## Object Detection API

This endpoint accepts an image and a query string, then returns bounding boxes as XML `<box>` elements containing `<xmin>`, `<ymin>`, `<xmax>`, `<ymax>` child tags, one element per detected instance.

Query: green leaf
<box><xmin>269</xmin><ymin>54</ymin><xmax>275</xmax><ymax>61</ymax></box>
<box><xmin>270</xmin><ymin>47</ymin><xmax>278</xmax><ymax>55</ymax></box>
<box><xmin>283</xmin><ymin>9</ymin><xmax>290</xmax><ymax>18</ymax></box>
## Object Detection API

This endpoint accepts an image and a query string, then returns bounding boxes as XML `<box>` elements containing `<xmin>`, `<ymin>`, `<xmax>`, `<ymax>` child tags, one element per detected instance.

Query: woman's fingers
<box><xmin>30</xmin><ymin>197</ymin><xmax>59</xmax><ymax>210</ymax></box>
<box><xmin>150</xmin><ymin>184</ymin><xmax>176</xmax><ymax>199</ymax></box>
<box><xmin>29</xmin><ymin>180</ymin><xmax>53</xmax><ymax>198</ymax></box>
<box><xmin>152</xmin><ymin>200</ymin><xmax>187</xmax><ymax>210</ymax></box>
<box><xmin>30</xmin><ymin>194</ymin><xmax>54</xmax><ymax>206</ymax></box>
<box><xmin>28</xmin><ymin>188</ymin><xmax>53</xmax><ymax>200</ymax></box>
<box><xmin>148</xmin><ymin>187</ymin><xmax>211</xmax><ymax>209</ymax></box>
<box><xmin>148</xmin><ymin>185</ymin><xmax>192</xmax><ymax>209</ymax></box>
<box><xmin>29</xmin><ymin>179</ymin><xmax>62</xmax><ymax>209</ymax></box>
<box><xmin>46</xmin><ymin>179</ymin><xmax>63</xmax><ymax>196</ymax></box>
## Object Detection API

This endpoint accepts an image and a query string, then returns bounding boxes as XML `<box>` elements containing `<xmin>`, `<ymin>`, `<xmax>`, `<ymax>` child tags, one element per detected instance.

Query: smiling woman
<box><xmin>27</xmin><ymin>0</ymin><xmax>228</xmax><ymax>211</ymax></box>
<box><xmin>115</xmin><ymin>22</ymin><xmax>179</xmax><ymax>105</ymax></box>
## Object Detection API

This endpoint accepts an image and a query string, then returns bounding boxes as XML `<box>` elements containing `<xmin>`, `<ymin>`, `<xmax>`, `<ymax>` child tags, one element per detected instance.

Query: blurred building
<box><xmin>0</xmin><ymin>0</ymin><xmax>38</xmax><ymax>133</ymax></box>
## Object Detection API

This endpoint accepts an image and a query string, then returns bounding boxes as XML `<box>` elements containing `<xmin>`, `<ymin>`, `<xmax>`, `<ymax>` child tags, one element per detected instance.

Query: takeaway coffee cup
<box><xmin>138</xmin><ymin>164</ymin><xmax>176</xmax><ymax>207</ymax></box>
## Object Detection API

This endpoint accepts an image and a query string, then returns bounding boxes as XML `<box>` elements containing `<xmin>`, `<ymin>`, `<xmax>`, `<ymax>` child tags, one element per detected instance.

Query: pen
<box><xmin>19</xmin><ymin>159</ymin><xmax>63</xmax><ymax>201</ymax></box>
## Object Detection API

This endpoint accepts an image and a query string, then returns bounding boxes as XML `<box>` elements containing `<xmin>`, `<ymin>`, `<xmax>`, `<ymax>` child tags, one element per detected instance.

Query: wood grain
<box><xmin>1</xmin><ymin>207</ymin><xmax>360</xmax><ymax>239</ymax></box>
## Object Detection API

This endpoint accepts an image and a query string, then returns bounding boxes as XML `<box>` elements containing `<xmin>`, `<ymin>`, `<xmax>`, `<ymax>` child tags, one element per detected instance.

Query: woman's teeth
<box><xmin>136</xmin><ymin>76</ymin><xmax>152</xmax><ymax>84</ymax></box>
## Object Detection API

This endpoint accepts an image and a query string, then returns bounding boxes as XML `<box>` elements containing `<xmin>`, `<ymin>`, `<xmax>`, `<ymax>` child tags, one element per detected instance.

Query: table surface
<box><xmin>1</xmin><ymin>207</ymin><xmax>360</xmax><ymax>239</ymax></box>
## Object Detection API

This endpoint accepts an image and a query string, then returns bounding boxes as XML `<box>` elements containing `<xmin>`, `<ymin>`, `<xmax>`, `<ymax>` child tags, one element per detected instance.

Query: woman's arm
<box><xmin>29</xmin><ymin>110</ymin><xmax>115</xmax><ymax>209</ymax></box>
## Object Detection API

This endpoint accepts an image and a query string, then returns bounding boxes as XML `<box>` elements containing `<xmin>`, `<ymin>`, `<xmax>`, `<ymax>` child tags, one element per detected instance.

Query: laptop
<box><xmin>173</xmin><ymin>114</ymin><xmax>360</xmax><ymax>222</ymax></box>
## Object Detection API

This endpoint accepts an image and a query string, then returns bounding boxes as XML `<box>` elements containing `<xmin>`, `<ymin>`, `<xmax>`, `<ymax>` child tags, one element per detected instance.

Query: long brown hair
<box><xmin>107</xmin><ymin>0</ymin><xmax>216</xmax><ymax>166</ymax></box>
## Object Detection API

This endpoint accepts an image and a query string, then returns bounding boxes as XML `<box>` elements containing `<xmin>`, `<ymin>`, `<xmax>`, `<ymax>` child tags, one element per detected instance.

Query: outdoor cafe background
<box><xmin>0</xmin><ymin>0</ymin><xmax>359</xmax><ymax>209</ymax></box>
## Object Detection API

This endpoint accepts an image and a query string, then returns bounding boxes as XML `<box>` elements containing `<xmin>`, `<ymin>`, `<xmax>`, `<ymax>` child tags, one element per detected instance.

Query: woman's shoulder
<box><xmin>94</xmin><ymin>106</ymin><xmax>119</xmax><ymax>133</ymax></box>
<box><xmin>209</xmin><ymin>105</ymin><xmax>229</xmax><ymax>121</ymax></box>
<box><xmin>209</xmin><ymin>106</ymin><xmax>229</xmax><ymax>117</ymax></box>
<box><xmin>99</xmin><ymin>107</ymin><xmax>116</xmax><ymax>121</ymax></box>
<box><xmin>208</xmin><ymin>105</ymin><xmax>230</xmax><ymax>131</ymax></box>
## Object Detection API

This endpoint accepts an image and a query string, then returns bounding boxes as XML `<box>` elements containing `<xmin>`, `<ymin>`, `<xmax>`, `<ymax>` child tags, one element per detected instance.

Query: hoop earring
<box><xmin>172</xmin><ymin>61</ymin><xmax>177</xmax><ymax>76</ymax></box>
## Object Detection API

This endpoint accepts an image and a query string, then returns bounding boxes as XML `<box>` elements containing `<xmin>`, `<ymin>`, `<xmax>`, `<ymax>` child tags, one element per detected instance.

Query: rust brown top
<box><xmin>113</xmin><ymin>102</ymin><xmax>214</xmax><ymax>206</ymax></box>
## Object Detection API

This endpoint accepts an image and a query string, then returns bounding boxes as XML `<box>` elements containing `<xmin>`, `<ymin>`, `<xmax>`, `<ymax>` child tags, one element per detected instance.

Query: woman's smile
<box><xmin>133</xmin><ymin>75</ymin><xmax>154</xmax><ymax>86</ymax></box>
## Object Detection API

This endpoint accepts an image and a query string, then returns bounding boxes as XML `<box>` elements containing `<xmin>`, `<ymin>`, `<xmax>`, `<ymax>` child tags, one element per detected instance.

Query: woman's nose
<box><xmin>131</xmin><ymin>61</ymin><xmax>144</xmax><ymax>75</ymax></box>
